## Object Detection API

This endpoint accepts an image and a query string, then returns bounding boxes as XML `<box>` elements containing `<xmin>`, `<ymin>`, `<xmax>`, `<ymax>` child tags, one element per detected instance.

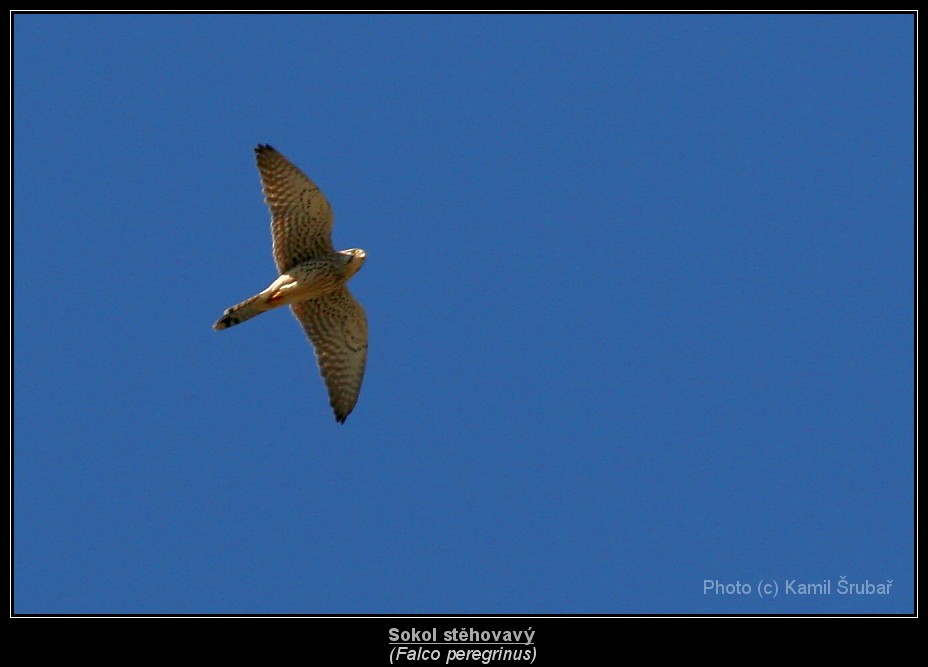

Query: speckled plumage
<box><xmin>214</xmin><ymin>145</ymin><xmax>368</xmax><ymax>424</ymax></box>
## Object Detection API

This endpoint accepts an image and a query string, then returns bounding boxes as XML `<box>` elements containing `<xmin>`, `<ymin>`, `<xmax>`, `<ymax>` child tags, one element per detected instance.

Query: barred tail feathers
<box><xmin>213</xmin><ymin>293</ymin><xmax>271</xmax><ymax>330</ymax></box>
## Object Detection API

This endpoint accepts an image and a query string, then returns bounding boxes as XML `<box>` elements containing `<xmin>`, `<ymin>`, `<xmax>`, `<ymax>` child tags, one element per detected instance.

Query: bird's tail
<box><xmin>213</xmin><ymin>294</ymin><xmax>271</xmax><ymax>330</ymax></box>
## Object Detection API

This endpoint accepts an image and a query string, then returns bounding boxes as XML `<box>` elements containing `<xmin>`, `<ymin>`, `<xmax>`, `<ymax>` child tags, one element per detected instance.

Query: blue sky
<box><xmin>13</xmin><ymin>13</ymin><xmax>914</xmax><ymax>614</ymax></box>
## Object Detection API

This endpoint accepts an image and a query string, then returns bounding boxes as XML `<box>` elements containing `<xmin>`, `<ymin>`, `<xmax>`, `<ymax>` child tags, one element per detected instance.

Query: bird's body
<box><xmin>213</xmin><ymin>252</ymin><xmax>364</xmax><ymax>329</ymax></box>
<box><xmin>214</xmin><ymin>145</ymin><xmax>368</xmax><ymax>423</ymax></box>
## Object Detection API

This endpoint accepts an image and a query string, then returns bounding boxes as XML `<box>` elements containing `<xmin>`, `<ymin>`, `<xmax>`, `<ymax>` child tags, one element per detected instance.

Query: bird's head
<box><xmin>339</xmin><ymin>248</ymin><xmax>366</xmax><ymax>279</ymax></box>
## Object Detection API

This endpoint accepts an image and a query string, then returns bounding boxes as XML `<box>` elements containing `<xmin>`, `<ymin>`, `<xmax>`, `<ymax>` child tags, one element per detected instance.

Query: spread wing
<box><xmin>291</xmin><ymin>287</ymin><xmax>368</xmax><ymax>424</ymax></box>
<box><xmin>255</xmin><ymin>144</ymin><xmax>334</xmax><ymax>273</ymax></box>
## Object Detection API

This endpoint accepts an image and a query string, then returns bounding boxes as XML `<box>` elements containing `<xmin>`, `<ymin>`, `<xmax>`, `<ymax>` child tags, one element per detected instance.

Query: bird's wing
<box><xmin>255</xmin><ymin>144</ymin><xmax>334</xmax><ymax>273</ymax></box>
<box><xmin>291</xmin><ymin>287</ymin><xmax>368</xmax><ymax>423</ymax></box>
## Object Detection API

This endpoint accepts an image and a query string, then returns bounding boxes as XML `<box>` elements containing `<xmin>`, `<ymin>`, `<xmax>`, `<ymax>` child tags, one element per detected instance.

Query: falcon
<box><xmin>214</xmin><ymin>144</ymin><xmax>368</xmax><ymax>424</ymax></box>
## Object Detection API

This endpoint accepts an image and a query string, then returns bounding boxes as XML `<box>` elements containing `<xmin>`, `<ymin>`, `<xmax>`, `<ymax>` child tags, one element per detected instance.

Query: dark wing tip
<box><xmin>254</xmin><ymin>143</ymin><xmax>276</xmax><ymax>155</ymax></box>
<box><xmin>334</xmin><ymin>407</ymin><xmax>351</xmax><ymax>424</ymax></box>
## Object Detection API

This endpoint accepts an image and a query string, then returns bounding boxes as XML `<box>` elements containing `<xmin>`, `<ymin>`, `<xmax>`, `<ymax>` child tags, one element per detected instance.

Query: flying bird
<box><xmin>214</xmin><ymin>145</ymin><xmax>368</xmax><ymax>423</ymax></box>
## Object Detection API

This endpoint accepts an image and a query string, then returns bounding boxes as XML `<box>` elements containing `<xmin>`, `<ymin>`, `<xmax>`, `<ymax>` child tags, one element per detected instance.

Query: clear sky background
<box><xmin>13</xmin><ymin>13</ymin><xmax>914</xmax><ymax>614</ymax></box>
